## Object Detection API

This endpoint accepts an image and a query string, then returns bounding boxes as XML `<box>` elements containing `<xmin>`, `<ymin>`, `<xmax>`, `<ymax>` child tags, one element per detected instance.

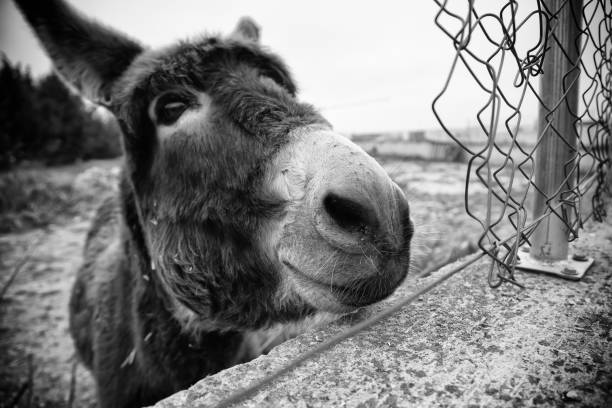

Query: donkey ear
<box><xmin>230</xmin><ymin>17</ymin><xmax>261</xmax><ymax>43</ymax></box>
<box><xmin>14</xmin><ymin>0</ymin><xmax>143</xmax><ymax>105</ymax></box>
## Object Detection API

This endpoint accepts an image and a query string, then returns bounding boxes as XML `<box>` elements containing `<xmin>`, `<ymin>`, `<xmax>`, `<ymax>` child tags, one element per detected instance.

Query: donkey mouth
<box><xmin>282</xmin><ymin>260</ymin><xmax>406</xmax><ymax>310</ymax></box>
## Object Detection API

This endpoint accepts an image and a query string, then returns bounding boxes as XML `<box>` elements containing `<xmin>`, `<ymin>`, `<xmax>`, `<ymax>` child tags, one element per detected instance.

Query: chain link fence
<box><xmin>432</xmin><ymin>0</ymin><xmax>611</xmax><ymax>287</ymax></box>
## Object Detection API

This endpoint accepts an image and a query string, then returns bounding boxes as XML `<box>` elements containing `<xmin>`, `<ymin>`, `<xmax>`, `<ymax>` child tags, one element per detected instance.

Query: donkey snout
<box><xmin>322</xmin><ymin>190</ymin><xmax>379</xmax><ymax>236</ymax></box>
<box><xmin>312</xmin><ymin>154</ymin><xmax>411</xmax><ymax>255</ymax></box>
<box><xmin>315</xmin><ymin>185</ymin><xmax>411</xmax><ymax>254</ymax></box>
<box><xmin>277</xmin><ymin>128</ymin><xmax>413</xmax><ymax>311</ymax></box>
<box><xmin>394</xmin><ymin>183</ymin><xmax>414</xmax><ymax>247</ymax></box>
<box><xmin>308</xmin><ymin>162</ymin><xmax>412</xmax><ymax>308</ymax></box>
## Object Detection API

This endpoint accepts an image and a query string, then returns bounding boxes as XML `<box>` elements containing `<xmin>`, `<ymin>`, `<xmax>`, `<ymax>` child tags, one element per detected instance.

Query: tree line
<box><xmin>0</xmin><ymin>56</ymin><xmax>122</xmax><ymax>171</ymax></box>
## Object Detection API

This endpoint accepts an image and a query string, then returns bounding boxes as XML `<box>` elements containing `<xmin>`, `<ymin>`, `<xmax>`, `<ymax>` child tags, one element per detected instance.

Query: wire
<box><xmin>211</xmin><ymin>251</ymin><xmax>486</xmax><ymax>408</ymax></box>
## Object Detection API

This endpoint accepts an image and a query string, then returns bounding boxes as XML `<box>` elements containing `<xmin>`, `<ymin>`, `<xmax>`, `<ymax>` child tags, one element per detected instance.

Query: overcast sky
<box><xmin>0</xmin><ymin>0</ymin><xmax>541</xmax><ymax>133</ymax></box>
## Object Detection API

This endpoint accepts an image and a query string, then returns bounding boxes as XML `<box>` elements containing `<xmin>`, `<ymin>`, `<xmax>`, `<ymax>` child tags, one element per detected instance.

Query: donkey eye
<box><xmin>154</xmin><ymin>93</ymin><xmax>190</xmax><ymax>125</ymax></box>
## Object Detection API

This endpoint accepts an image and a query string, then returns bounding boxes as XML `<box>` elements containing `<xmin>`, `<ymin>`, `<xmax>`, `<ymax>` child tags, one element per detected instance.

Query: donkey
<box><xmin>16</xmin><ymin>0</ymin><xmax>413</xmax><ymax>406</ymax></box>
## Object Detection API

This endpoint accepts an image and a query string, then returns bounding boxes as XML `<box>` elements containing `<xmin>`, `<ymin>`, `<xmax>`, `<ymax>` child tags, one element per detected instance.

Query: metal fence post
<box><xmin>529</xmin><ymin>0</ymin><xmax>583</xmax><ymax>262</ymax></box>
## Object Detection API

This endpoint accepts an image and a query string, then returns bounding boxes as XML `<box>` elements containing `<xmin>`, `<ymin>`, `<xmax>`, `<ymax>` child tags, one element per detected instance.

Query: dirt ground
<box><xmin>0</xmin><ymin>158</ymin><xmax>597</xmax><ymax>407</ymax></box>
<box><xmin>0</xmin><ymin>160</ymin><xmax>120</xmax><ymax>408</ymax></box>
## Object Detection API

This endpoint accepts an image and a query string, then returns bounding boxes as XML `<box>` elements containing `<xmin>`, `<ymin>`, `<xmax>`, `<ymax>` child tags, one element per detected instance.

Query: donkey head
<box><xmin>17</xmin><ymin>0</ymin><xmax>413</xmax><ymax>330</ymax></box>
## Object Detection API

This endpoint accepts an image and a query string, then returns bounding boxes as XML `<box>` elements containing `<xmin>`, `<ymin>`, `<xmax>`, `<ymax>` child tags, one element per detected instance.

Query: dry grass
<box><xmin>0</xmin><ymin>170</ymin><xmax>74</xmax><ymax>234</ymax></box>
<box><xmin>0</xmin><ymin>160</ymin><xmax>120</xmax><ymax>235</ymax></box>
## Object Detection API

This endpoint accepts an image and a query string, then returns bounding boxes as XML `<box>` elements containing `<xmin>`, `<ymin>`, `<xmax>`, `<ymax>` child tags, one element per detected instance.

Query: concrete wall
<box><xmin>153</xmin><ymin>216</ymin><xmax>612</xmax><ymax>408</ymax></box>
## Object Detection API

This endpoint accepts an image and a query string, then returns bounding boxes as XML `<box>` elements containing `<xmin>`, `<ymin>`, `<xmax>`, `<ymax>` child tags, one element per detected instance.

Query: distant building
<box><xmin>350</xmin><ymin>132</ymin><xmax>384</xmax><ymax>143</ymax></box>
<box><xmin>408</xmin><ymin>130</ymin><xmax>426</xmax><ymax>143</ymax></box>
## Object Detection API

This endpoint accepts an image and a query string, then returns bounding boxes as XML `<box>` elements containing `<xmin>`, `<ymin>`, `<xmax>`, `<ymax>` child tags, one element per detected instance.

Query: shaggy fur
<box><xmin>72</xmin><ymin>43</ymin><xmax>326</xmax><ymax>406</ymax></box>
<box><xmin>16</xmin><ymin>1</ymin><xmax>413</xmax><ymax>407</ymax></box>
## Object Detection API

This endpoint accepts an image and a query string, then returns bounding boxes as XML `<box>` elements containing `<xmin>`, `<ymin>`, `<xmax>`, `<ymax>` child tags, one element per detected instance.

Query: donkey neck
<box><xmin>117</xmin><ymin>176</ymin><xmax>254</xmax><ymax>379</ymax></box>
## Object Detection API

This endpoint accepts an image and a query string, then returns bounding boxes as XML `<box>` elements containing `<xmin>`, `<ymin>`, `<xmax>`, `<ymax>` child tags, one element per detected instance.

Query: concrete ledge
<box><xmin>154</xmin><ymin>220</ymin><xmax>612</xmax><ymax>407</ymax></box>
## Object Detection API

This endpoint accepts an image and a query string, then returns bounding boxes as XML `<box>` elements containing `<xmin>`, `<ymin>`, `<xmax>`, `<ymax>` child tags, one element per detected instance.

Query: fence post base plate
<box><xmin>515</xmin><ymin>245</ymin><xmax>594</xmax><ymax>281</ymax></box>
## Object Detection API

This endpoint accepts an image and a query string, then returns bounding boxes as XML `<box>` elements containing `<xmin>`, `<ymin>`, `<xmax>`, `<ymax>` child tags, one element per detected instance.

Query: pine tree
<box><xmin>0</xmin><ymin>56</ymin><xmax>122</xmax><ymax>170</ymax></box>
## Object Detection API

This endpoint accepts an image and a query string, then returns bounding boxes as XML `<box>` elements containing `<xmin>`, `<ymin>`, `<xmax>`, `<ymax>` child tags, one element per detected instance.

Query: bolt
<box><xmin>562</xmin><ymin>267</ymin><xmax>578</xmax><ymax>276</ymax></box>
<box><xmin>572</xmin><ymin>254</ymin><xmax>587</xmax><ymax>262</ymax></box>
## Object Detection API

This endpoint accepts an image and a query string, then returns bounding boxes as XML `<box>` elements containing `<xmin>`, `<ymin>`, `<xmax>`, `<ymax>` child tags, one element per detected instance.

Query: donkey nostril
<box><xmin>322</xmin><ymin>192</ymin><xmax>376</xmax><ymax>234</ymax></box>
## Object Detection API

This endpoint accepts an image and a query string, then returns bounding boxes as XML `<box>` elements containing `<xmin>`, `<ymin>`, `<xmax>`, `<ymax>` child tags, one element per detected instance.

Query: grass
<box><xmin>0</xmin><ymin>170</ymin><xmax>75</xmax><ymax>234</ymax></box>
<box><xmin>0</xmin><ymin>159</ymin><xmax>121</xmax><ymax>235</ymax></box>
